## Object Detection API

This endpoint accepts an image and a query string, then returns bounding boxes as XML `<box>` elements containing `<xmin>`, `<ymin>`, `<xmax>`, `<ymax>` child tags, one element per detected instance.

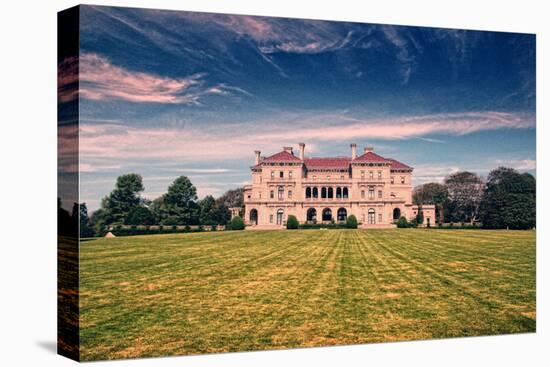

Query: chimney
<box><xmin>299</xmin><ymin>143</ymin><xmax>305</xmax><ymax>160</ymax></box>
<box><xmin>364</xmin><ymin>146</ymin><xmax>374</xmax><ymax>154</ymax></box>
<box><xmin>283</xmin><ymin>146</ymin><xmax>294</xmax><ymax>155</ymax></box>
<box><xmin>350</xmin><ymin>143</ymin><xmax>357</xmax><ymax>160</ymax></box>
<box><xmin>254</xmin><ymin>150</ymin><xmax>261</xmax><ymax>165</ymax></box>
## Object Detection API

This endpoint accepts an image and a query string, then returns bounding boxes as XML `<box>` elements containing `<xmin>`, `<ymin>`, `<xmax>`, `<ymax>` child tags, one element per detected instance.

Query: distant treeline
<box><xmin>413</xmin><ymin>167</ymin><xmax>535</xmax><ymax>230</ymax></box>
<box><xmin>78</xmin><ymin>174</ymin><xmax>243</xmax><ymax>237</ymax></box>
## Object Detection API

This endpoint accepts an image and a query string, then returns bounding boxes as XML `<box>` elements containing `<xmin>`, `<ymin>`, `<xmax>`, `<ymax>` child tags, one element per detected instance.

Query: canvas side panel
<box><xmin>57</xmin><ymin>5</ymin><xmax>80</xmax><ymax>362</ymax></box>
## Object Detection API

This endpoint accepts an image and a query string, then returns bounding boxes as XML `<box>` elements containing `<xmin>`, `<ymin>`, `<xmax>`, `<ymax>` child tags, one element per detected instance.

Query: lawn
<box><xmin>79</xmin><ymin>229</ymin><xmax>536</xmax><ymax>360</ymax></box>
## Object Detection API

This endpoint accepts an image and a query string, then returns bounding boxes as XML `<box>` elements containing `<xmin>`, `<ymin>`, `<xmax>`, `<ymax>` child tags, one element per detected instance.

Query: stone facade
<box><xmin>243</xmin><ymin>144</ymin><xmax>435</xmax><ymax>229</ymax></box>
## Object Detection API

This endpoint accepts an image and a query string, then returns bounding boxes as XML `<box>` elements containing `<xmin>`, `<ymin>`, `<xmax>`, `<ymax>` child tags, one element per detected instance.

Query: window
<box><xmin>276</xmin><ymin>209</ymin><xmax>284</xmax><ymax>225</ymax></box>
<box><xmin>378</xmin><ymin>213</ymin><xmax>383</xmax><ymax>223</ymax></box>
<box><xmin>271</xmin><ymin>171</ymin><xmax>275</xmax><ymax>179</ymax></box>
<box><xmin>259</xmin><ymin>192</ymin><xmax>261</xmax><ymax>199</ymax></box>
<box><xmin>343</xmin><ymin>187</ymin><xmax>349</xmax><ymax>198</ymax></box>
<box><xmin>313</xmin><ymin>175</ymin><xmax>317</xmax><ymax>180</ymax></box>
<box><xmin>378</xmin><ymin>190</ymin><xmax>382</xmax><ymax>198</ymax></box>
<box><xmin>278</xmin><ymin>186</ymin><xmax>284</xmax><ymax>199</ymax></box>
<box><xmin>340</xmin><ymin>175</ymin><xmax>344</xmax><ymax>180</ymax></box>
<box><xmin>289</xmin><ymin>171</ymin><xmax>293</xmax><ymax>178</ymax></box>
<box><xmin>270</xmin><ymin>214</ymin><xmax>273</xmax><ymax>223</ymax></box>
<box><xmin>327</xmin><ymin>176</ymin><xmax>331</xmax><ymax>181</ymax></box>
<box><xmin>361</xmin><ymin>171</ymin><xmax>365</xmax><ymax>179</ymax></box>
<box><xmin>361</xmin><ymin>190</ymin><xmax>365</xmax><ymax>199</ymax></box>
<box><xmin>288</xmin><ymin>190</ymin><xmax>293</xmax><ymax>199</ymax></box>
<box><xmin>313</xmin><ymin>187</ymin><xmax>319</xmax><ymax>198</ymax></box>
<box><xmin>368</xmin><ymin>208</ymin><xmax>376</xmax><ymax>224</ymax></box>
<box><xmin>306</xmin><ymin>187</ymin><xmax>312</xmax><ymax>198</ymax></box>
<box><xmin>401</xmin><ymin>176</ymin><xmax>405</xmax><ymax>184</ymax></box>
<box><xmin>336</xmin><ymin>187</ymin><xmax>342</xmax><ymax>199</ymax></box>
<box><xmin>378</xmin><ymin>171</ymin><xmax>382</xmax><ymax>179</ymax></box>
<box><xmin>280</xmin><ymin>171</ymin><xmax>284</xmax><ymax>178</ymax></box>
<box><xmin>369</xmin><ymin>171</ymin><xmax>374</xmax><ymax>179</ymax></box>
<box><xmin>270</xmin><ymin>190</ymin><xmax>274</xmax><ymax>199</ymax></box>
<box><xmin>368</xmin><ymin>186</ymin><xmax>375</xmax><ymax>199</ymax></box>
<box><xmin>391</xmin><ymin>176</ymin><xmax>394</xmax><ymax>184</ymax></box>
<box><xmin>328</xmin><ymin>187</ymin><xmax>333</xmax><ymax>199</ymax></box>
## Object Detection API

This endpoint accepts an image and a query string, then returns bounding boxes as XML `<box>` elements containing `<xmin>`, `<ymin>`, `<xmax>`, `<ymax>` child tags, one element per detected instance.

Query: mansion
<box><xmin>243</xmin><ymin>143</ymin><xmax>435</xmax><ymax>228</ymax></box>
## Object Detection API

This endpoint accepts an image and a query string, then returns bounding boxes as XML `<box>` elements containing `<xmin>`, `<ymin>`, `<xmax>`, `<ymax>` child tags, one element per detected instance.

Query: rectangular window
<box><xmin>369</xmin><ymin>171</ymin><xmax>374</xmax><ymax>179</ymax></box>
<box><xmin>378</xmin><ymin>171</ymin><xmax>382</xmax><ymax>179</ymax></box>
<box><xmin>361</xmin><ymin>190</ymin><xmax>365</xmax><ymax>199</ymax></box>
<box><xmin>378</xmin><ymin>190</ymin><xmax>382</xmax><ymax>198</ymax></box>
<box><xmin>288</xmin><ymin>190</ymin><xmax>292</xmax><ymax>199</ymax></box>
<box><xmin>327</xmin><ymin>176</ymin><xmax>331</xmax><ymax>181</ymax></box>
<box><xmin>280</xmin><ymin>171</ymin><xmax>284</xmax><ymax>178</ymax></box>
<box><xmin>270</xmin><ymin>190</ymin><xmax>274</xmax><ymax>199</ymax></box>
<box><xmin>289</xmin><ymin>171</ymin><xmax>293</xmax><ymax>178</ymax></box>
<box><xmin>368</xmin><ymin>187</ymin><xmax>375</xmax><ymax>199</ymax></box>
<box><xmin>278</xmin><ymin>187</ymin><xmax>284</xmax><ymax>199</ymax></box>
<box><xmin>313</xmin><ymin>175</ymin><xmax>317</xmax><ymax>180</ymax></box>
<box><xmin>378</xmin><ymin>213</ymin><xmax>383</xmax><ymax>223</ymax></box>
<box><xmin>391</xmin><ymin>176</ymin><xmax>395</xmax><ymax>184</ymax></box>
<box><xmin>401</xmin><ymin>176</ymin><xmax>405</xmax><ymax>184</ymax></box>
<box><xmin>340</xmin><ymin>175</ymin><xmax>344</xmax><ymax>180</ymax></box>
<box><xmin>259</xmin><ymin>192</ymin><xmax>261</xmax><ymax>199</ymax></box>
<box><xmin>270</xmin><ymin>214</ymin><xmax>273</xmax><ymax>223</ymax></box>
<box><xmin>361</xmin><ymin>171</ymin><xmax>365</xmax><ymax>179</ymax></box>
<box><xmin>271</xmin><ymin>171</ymin><xmax>275</xmax><ymax>179</ymax></box>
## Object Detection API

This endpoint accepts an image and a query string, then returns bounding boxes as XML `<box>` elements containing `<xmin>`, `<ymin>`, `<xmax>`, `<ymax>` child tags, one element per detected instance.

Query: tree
<box><xmin>415</xmin><ymin>209</ymin><xmax>424</xmax><ymax>225</ymax></box>
<box><xmin>229</xmin><ymin>216</ymin><xmax>245</xmax><ymax>230</ymax></box>
<box><xmin>125</xmin><ymin>206</ymin><xmax>156</xmax><ymax>225</ymax></box>
<box><xmin>199</xmin><ymin>195</ymin><xmax>217</xmax><ymax>225</ymax></box>
<box><xmin>155</xmin><ymin>176</ymin><xmax>200</xmax><ymax>225</ymax></box>
<box><xmin>102</xmin><ymin>173</ymin><xmax>145</xmax><ymax>224</ymax></box>
<box><xmin>286</xmin><ymin>215</ymin><xmax>299</xmax><ymax>229</ymax></box>
<box><xmin>79</xmin><ymin>203</ymin><xmax>95</xmax><ymax>237</ymax></box>
<box><xmin>89</xmin><ymin>208</ymin><xmax>109</xmax><ymax>236</ymax></box>
<box><xmin>216</xmin><ymin>188</ymin><xmax>244</xmax><ymax>218</ymax></box>
<box><xmin>444</xmin><ymin>171</ymin><xmax>484</xmax><ymax>224</ymax></box>
<box><xmin>479</xmin><ymin>167</ymin><xmax>536</xmax><ymax>229</ymax></box>
<box><xmin>413</xmin><ymin>182</ymin><xmax>449</xmax><ymax>223</ymax></box>
<box><xmin>346</xmin><ymin>215</ymin><xmax>358</xmax><ymax>229</ymax></box>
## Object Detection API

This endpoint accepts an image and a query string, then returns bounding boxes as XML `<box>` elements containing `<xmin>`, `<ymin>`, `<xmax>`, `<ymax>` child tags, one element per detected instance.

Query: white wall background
<box><xmin>0</xmin><ymin>0</ymin><xmax>547</xmax><ymax>366</ymax></box>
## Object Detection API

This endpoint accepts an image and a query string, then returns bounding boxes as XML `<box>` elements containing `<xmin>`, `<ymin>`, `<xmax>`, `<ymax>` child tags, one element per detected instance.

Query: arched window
<box><xmin>368</xmin><ymin>208</ymin><xmax>376</xmax><ymax>224</ymax></box>
<box><xmin>312</xmin><ymin>187</ymin><xmax>318</xmax><ymax>198</ymax></box>
<box><xmin>336</xmin><ymin>187</ymin><xmax>342</xmax><ymax>198</ymax></box>
<box><xmin>337</xmin><ymin>208</ymin><xmax>347</xmax><ymax>222</ymax></box>
<box><xmin>249</xmin><ymin>209</ymin><xmax>258</xmax><ymax>225</ymax></box>
<box><xmin>328</xmin><ymin>187</ymin><xmax>334</xmax><ymax>199</ymax></box>
<box><xmin>322</xmin><ymin>208</ymin><xmax>332</xmax><ymax>221</ymax></box>
<box><xmin>321</xmin><ymin>187</ymin><xmax>327</xmax><ymax>199</ymax></box>
<box><xmin>393</xmin><ymin>208</ymin><xmax>401</xmax><ymax>221</ymax></box>
<box><xmin>306</xmin><ymin>208</ymin><xmax>317</xmax><ymax>222</ymax></box>
<box><xmin>343</xmin><ymin>187</ymin><xmax>349</xmax><ymax>199</ymax></box>
<box><xmin>278</xmin><ymin>186</ymin><xmax>284</xmax><ymax>200</ymax></box>
<box><xmin>276</xmin><ymin>209</ymin><xmax>284</xmax><ymax>225</ymax></box>
<box><xmin>305</xmin><ymin>187</ymin><xmax>312</xmax><ymax>199</ymax></box>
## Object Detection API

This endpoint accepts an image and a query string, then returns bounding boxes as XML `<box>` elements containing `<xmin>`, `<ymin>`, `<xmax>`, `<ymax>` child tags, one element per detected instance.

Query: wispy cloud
<box><xmin>79</xmin><ymin>110</ymin><xmax>534</xmax><ymax>171</ymax></box>
<box><xmin>78</xmin><ymin>53</ymin><xmax>248</xmax><ymax>104</ymax></box>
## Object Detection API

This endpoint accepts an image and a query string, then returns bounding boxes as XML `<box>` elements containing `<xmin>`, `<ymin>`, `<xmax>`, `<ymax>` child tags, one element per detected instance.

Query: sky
<box><xmin>70</xmin><ymin>5</ymin><xmax>536</xmax><ymax>211</ymax></box>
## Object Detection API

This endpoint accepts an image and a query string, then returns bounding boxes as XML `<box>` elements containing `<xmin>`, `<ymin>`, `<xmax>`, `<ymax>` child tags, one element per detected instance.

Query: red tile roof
<box><xmin>387</xmin><ymin>158</ymin><xmax>413</xmax><ymax>170</ymax></box>
<box><xmin>304</xmin><ymin>157</ymin><xmax>351</xmax><ymax>170</ymax></box>
<box><xmin>262</xmin><ymin>150</ymin><xmax>301</xmax><ymax>162</ymax></box>
<box><xmin>353</xmin><ymin>151</ymin><xmax>389</xmax><ymax>162</ymax></box>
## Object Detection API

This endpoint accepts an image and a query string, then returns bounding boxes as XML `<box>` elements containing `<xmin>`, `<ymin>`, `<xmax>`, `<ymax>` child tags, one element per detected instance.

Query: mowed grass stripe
<box><xmin>79</xmin><ymin>229</ymin><xmax>535</xmax><ymax>360</ymax></box>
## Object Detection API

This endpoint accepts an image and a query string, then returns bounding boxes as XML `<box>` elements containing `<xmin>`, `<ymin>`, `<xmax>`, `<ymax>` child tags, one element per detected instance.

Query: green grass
<box><xmin>79</xmin><ymin>229</ymin><xmax>536</xmax><ymax>360</ymax></box>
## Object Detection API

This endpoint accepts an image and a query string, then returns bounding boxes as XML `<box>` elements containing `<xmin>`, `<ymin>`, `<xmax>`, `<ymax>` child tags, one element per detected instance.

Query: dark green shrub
<box><xmin>286</xmin><ymin>215</ymin><xmax>299</xmax><ymax>229</ymax></box>
<box><xmin>346</xmin><ymin>215</ymin><xmax>358</xmax><ymax>229</ymax></box>
<box><xmin>229</xmin><ymin>216</ymin><xmax>245</xmax><ymax>230</ymax></box>
<box><xmin>396</xmin><ymin>216</ymin><xmax>409</xmax><ymax>228</ymax></box>
<box><xmin>184</xmin><ymin>225</ymin><xmax>191</xmax><ymax>232</ymax></box>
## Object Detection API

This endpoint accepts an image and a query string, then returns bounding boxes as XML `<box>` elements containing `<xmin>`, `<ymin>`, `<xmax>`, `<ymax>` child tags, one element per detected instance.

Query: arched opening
<box><xmin>368</xmin><ymin>208</ymin><xmax>376</xmax><ymax>224</ymax></box>
<box><xmin>306</xmin><ymin>208</ymin><xmax>317</xmax><ymax>223</ymax></box>
<box><xmin>321</xmin><ymin>187</ymin><xmax>327</xmax><ymax>199</ymax></box>
<box><xmin>305</xmin><ymin>187</ymin><xmax>312</xmax><ymax>199</ymax></box>
<box><xmin>276</xmin><ymin>209</ymin><xmax>284</xmax><ymax>225</ymax></box>
<box><xmin>249</xmin><ymin>209</ymin><xmax>258</xmax><ymax>225</ymax></box>
<box><xmin>322</xmin><ymin>208</ymin><xmax>332</xmax><ymax>222</ymax></box>
<box><xmin>393</xmin><ymin>208</ymin><xmax>401</xmax><ymax>221</ymax></box>
<box><xmin>336</xmin><ymin>187</ymin><xmax>342</xmax><ymax>198</ymax></box>
<box><xmin>337</xmin><ymin>208</ymin><xmax>347</xmax><ymax>222</ymax></box>
<box><xmin>328</xmin><ymin>187</ymin><xmax>334</xmax><ymax>199</ymax></box>
<box><xmin>312</xmin><ymin>187</ymin><xmax>318</xmax><ymax>199</ymax></box>
<box><xmin>343</xmin><ymin>187</ymin><xmax>349</xmax><ymax>198</ymax></box>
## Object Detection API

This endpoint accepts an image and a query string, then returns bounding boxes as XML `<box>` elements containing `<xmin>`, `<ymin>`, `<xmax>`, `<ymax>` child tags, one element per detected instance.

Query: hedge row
<box><xmin>107</xmin><ymin>225</ymin><xmax>217</xmax><ymax>237</ymax></box>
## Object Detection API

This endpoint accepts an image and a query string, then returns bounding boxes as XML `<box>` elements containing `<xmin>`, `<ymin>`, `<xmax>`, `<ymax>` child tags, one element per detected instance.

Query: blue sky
<box><xmin>72</xmin><ymin>5</ymin><xmax>536</xmax><ymax>211</ymax></box>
